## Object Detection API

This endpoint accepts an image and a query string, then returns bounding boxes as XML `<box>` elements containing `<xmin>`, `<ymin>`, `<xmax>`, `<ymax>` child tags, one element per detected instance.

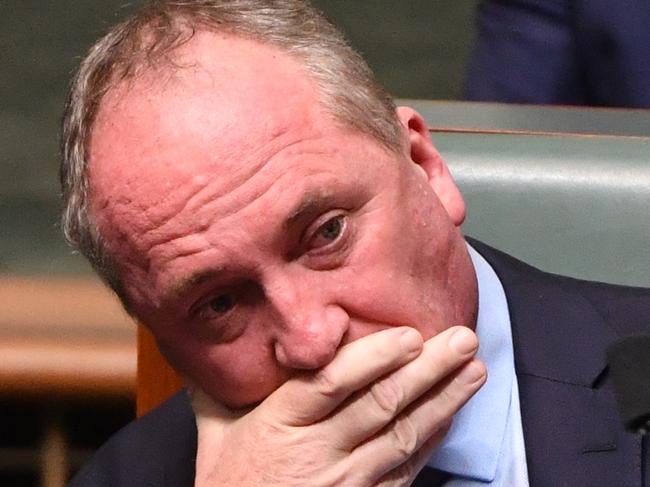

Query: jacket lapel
<box><xmin>469</xmin><ymin>238</ymin><xmax>643</xmax><ymax>487</ymax></box>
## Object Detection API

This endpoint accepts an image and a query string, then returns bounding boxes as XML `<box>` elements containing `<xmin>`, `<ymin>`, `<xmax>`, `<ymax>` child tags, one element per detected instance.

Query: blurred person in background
<box><xmin>466</xmin><ymin>0</ymin><xmax>650</xmax><ymax>108</ymax></box>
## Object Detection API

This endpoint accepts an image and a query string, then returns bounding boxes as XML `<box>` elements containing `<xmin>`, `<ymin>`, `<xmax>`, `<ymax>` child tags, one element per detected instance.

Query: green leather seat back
<box><xmin>431</xmin><ymin>131</ymin><xmax>650</xmax><ymax>287</ymax></box>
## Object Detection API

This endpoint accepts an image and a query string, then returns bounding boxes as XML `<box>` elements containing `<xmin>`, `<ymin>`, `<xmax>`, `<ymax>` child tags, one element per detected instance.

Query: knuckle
<box><xmin>312</xmin><ymin>368</ymin><xmax>343</xmax><ymax>398</ymax></box>
<box><xmin>379</xmin><ymin>459</ymin><xmax>416</xmax><ymax>485</ymax></box>
<box><xmin>368</xmin><ymin>376</ymin><xmax>403</xmax><ymax>418</ymax></box>
<box><xmin>437</xmin><ymin>385</ymin><xmax>455</xmax><ymax>408</ymax></box>
<box><xmin>390</xmin><ymin>415</ymin><xmax>419</xmax><ymax>459</ymax></box>
<box><xmin>395</xmin><ymin>458</ymin><xmax>417</xmax><ymax>484</ymax></box>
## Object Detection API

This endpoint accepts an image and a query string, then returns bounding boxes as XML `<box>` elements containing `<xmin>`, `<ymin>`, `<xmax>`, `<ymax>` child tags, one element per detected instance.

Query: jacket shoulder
<box><xmin>69</xmin><ymin>391</ymin><xmax>196</xmax><ymax>487</ymax></box>
<box><xmin>468</xmin><ymin>237</ymin><xmax>650</xmax><ymax>339</ymax></box>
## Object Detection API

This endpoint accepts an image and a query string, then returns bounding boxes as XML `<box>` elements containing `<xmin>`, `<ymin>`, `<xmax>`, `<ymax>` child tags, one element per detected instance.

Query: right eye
<box><xmin>308</xmin><ymin>214</ymin><xmax>345</xmax><ymax>250</ymax></box>
<box><xmin>198</xmin><ymin>294</ymin><xmax>235</xmax><ymax>319</ymax></box>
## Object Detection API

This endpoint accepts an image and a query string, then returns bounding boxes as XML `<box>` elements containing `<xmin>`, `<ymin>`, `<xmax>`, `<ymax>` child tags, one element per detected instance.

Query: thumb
<box><xmin>189</xmin><ymin>384</ymin><xmax>246</xmax><ymax>481</ymax></box>
<box><xmin>189</xmin><ymin>383</ymin><xmax>242</xmax><ymax>432</ymax></box>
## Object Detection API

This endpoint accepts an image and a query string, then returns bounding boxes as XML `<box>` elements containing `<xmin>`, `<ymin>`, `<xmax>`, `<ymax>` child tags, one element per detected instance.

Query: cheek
<box><xmin>158</xmin><ymin>324</ymin><xmax>289</xmax><ymax>408</ymax></box>
<box><xmin>336</xmin><ymin>212</ymin><xmax>454</xmax><ymax>338</ymax></box>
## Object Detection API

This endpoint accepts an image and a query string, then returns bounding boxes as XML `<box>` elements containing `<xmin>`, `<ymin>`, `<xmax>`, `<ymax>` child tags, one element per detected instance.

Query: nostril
<box><xmin>273</xmin><ymin>331</ymin><xmax>341</xmax><ymax>370</ymax></box>
<box><xmin>275</xmin><ymin>342</ymin><xmax>337</xmax><ymax>370</ymax></box>
<box><xmin>269</xmin><ymin>299</ymin><xmax>350</xmax><ymax>369</ymax></box>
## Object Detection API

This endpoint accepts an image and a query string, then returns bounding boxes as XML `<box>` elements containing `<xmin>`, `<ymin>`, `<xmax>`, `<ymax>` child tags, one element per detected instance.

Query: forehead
<box><xmin>91</xmin><ymin>32</ymin><xmax>323</xmax><ymax>185</ymax></box>
<box><xmin>90</xmin><ymin>33</ymin><xmax>330</xmax><ymax>228</ymax></box>
<box><xmin>87</xmin><ymin>31</ymin><xmax>391</xmax><ymax>270</ymax></box>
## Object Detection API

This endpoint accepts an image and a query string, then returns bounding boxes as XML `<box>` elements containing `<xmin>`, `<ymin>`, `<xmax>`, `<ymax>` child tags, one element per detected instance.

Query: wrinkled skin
<box><xmin>90</xmin><ymin>32</ymin><xmax>476</xmax><ymax>407</ymax></box>
<box><xmin>88</xmin><ymin>32</ymin><xmax>482</xmax><ymax>485</ymax></box>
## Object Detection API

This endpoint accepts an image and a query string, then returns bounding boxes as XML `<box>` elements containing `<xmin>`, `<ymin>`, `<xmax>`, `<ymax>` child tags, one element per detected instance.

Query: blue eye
<box><xmin>319</xmin><ymin>216</ymin><xmax>343</xmax><ymax>241</ymax></box>
<box><xmin>309</xmin><ymin>215</ymin><xmax>346</xmax><ymax>249</ymax></box>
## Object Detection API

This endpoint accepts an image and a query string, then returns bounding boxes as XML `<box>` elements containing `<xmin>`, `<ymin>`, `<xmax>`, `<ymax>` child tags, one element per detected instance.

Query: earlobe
<box><xmin>396</xmin><ymin>106</ymin><xmax>467</xmax><ymax>226</ymax></box>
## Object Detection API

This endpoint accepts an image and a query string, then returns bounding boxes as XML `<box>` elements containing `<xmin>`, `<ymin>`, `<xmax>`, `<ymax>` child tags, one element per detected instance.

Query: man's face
<box><xmin>89</xmin><ymin>32</ymin><xmax>476</xmax><ymax>408</ymax></box>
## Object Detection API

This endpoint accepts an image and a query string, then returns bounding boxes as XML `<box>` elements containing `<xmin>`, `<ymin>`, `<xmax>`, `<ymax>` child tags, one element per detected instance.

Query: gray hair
<box><xmin>60</xmin><ymin>0</ymin><xmax>403</xmax><ymax>306</ymax></box>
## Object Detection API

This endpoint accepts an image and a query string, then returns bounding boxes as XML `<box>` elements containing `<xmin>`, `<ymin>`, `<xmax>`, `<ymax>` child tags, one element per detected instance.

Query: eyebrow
<box><xmin>168</xmin><ymin>267</ymin><xmax>226</xmax><ymax>302</ymax></box>
<box><xmin>168</xmin><ymin>191</ymin><xmax>337</xmax><ymax>301</ymax></box>
<box><xmin>283</xmin><ymin>191</ymin><xmax>333</xmax><ymax>230</ymax></box>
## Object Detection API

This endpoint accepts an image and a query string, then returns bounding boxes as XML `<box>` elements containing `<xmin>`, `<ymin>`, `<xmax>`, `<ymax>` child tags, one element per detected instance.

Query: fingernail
<box><xmin>449</xmin><ymin>327</ymin><xmax>478</xmax><ymax>354</ymax></box>
<box><xmin>399</xmin><ymin>328</ymin><xmax>423</xmax><ymax>352</ymax></box>
<box><xmin>456</xmin><ymin>361</ymin><xmax>485</xmax><ymax>384</ymax></box>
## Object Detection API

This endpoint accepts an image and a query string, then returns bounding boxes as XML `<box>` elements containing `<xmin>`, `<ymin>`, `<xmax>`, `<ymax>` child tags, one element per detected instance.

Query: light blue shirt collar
<box><xmin>427</xmin><ymin>244</ymin><xmax>515</xmax><ymax>482</ymax></box>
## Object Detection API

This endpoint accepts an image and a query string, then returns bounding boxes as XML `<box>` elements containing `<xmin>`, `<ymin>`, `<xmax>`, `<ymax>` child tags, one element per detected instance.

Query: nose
<box><xmin>266</xmin><ymin>274</ymin><xmax>349</xmax><ymax>370</ymax></box>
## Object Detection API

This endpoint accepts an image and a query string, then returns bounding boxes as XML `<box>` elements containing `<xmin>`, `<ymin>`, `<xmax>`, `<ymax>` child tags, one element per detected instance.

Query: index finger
<box><xmin>265</xmin><ymin>326</ymin><xmax>424</xmax><ymax>426</ymax></box>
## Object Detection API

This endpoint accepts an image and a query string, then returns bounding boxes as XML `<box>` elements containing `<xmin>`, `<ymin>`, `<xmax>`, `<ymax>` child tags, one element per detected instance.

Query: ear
<box><xmin>396</xmin><ymin>106</ymin><xmax>466</xmax><ymax>226</ymax></box>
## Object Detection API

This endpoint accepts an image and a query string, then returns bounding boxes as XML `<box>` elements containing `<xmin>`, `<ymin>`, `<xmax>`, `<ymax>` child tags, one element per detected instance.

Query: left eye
<box><xmin>208</xmin><ymin>294</ymin><xmax>235</xmax><ymax>314</ymax></box>
<box><xmin>196</xmin><ymin>293</ymin><xmax>236</xmax><ymax>321</ymax></box>
<box><xmin>308</xmin><ymin>214</ymin><xmax>346</xmax><ymax>250</ymax></box>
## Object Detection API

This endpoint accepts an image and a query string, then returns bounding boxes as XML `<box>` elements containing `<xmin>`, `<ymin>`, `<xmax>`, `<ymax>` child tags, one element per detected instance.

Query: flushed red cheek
<box><xmin>170</xmin><ymin>334</ymin><xmax>289</xmax><ymax>407</ymax></box>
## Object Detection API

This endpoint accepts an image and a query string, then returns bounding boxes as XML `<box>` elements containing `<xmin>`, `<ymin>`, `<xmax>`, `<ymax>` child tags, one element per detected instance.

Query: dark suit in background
<box><xmin>465</xmin><ymin>0</ymin><xmax>650</xmax><ymax>108</ymax></box>
<box><xmin>69</xmin><ymin>241</ymin><xmax>650</xmax><ymax>486</ymax></box>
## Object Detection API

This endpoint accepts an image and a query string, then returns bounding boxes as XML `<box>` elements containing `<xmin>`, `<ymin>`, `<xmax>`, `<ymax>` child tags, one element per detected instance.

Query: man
<box><xmin>62</xmin><ymin>1</ymin><xmax>648</xmax><ymax>486</ymax></box>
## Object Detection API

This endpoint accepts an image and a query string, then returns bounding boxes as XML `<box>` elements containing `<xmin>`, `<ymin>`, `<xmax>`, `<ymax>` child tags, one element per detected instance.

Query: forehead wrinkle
<box><xmin>89</xmin><ymin>34</ymin><xmax>342</xmax><ymax>263</ymax></box>
<box><xmin>148</xmin><ymin>163</ymin><xmax>343</xmax><ymax>298</ymax></box>
<box><xmin>143</xmin><ymin>131</ymin><xmax>335</xmax><ymax>253</ymax></box>
<box><xmin>91</xmin><ymin>54</ymin><xmax>322</xmax><ymax>227</ymax></box>
<box><xmin>141</xmin><ymin>158</ymin><xmax>280</xmax><ymax>258</ymax></box>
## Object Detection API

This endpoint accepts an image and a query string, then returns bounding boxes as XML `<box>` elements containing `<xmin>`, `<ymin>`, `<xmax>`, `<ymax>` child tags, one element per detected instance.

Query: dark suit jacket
<box><xmin>69</xmin><ymin>241</ymin><xmax>650</xmax><ymax>486</ymax></box>
<box><xmin>465</xmin><ymin>0</ymin><xmax>650</xmax><ymax>108</ymax></box>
